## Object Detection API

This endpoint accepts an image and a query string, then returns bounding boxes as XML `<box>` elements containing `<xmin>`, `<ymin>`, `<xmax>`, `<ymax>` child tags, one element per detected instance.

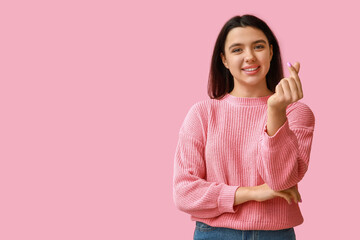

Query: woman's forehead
<box><xmin>225</xmin><ymin>27</ymin><xmax>268</xmax><ymax>45</ymax></box>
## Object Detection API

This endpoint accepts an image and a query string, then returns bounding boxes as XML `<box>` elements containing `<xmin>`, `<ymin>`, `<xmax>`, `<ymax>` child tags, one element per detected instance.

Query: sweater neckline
<box><xmin>222</xmin><ymin>93</ymin><xmax>272</xmax><ymax>106</ymax></box>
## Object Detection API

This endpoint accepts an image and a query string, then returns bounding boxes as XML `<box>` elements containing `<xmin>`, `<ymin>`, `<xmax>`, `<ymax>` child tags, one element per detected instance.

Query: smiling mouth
<box><xmin>242</xmin><ymin>66</ymin><xmax>260</xmax><ymax>72</ymax></box>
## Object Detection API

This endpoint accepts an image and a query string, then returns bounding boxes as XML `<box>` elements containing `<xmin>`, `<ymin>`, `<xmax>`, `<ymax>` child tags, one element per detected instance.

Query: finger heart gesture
<box><xmin>267</xmin><ymin>62</ymin><xmax>303</xmax><ymax>110</ymax></box>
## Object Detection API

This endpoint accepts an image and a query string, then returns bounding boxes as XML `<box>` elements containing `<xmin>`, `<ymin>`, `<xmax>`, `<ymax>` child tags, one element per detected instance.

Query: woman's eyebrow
<box><xmin>228</xmin><ymin>40</ymin><xmax>267</xmax><ymax>50</ymax></box>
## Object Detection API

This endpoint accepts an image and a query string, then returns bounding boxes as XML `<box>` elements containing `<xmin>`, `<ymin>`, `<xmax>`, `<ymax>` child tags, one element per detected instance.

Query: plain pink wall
<box><xmin>1</xmin><ymin>0</ymin><xmax>359</xmax><ymax>239</ymax></box>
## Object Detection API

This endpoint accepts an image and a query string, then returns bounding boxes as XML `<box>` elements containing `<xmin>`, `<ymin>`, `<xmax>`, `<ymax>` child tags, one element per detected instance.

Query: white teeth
<box><xmin>243</xmin><ymin>67</ymin><xmax>259</xmax><ymax>71</ymax></box>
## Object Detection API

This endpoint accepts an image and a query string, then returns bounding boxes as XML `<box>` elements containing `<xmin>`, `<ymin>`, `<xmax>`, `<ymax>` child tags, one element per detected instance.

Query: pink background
<box><xmin>1</xmin><ymin>0</ymin><xmax>358</xmax><ymax>239</ymax></box>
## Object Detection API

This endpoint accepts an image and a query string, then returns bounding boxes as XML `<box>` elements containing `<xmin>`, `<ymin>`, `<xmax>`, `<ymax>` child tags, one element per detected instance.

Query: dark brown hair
<box><xmin>208</xmin><ymin>14</ymin><xmax>284</xmax><ymax>99</ymax></box>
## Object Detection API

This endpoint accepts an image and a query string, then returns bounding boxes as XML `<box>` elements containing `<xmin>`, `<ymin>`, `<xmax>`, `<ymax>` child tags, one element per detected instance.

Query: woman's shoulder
<box><xmin>183</xmin><ymin>99</ymin><xmax>210</xmax><ymax>124</ymax></box>
<box><xmin>186</xmin><ymin>97</ymin><xmax>218</xmax><ymax>115</ymax></box>
<box><xmin>179</xmin><ymin>99</ymin><xmax>213</xmax><ymax>143</ymax></box>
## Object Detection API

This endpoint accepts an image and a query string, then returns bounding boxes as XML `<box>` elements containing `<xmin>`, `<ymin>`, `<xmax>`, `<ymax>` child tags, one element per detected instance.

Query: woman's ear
<box><xmin>270</xmin><ymin>44</ymin><xmax>273</xmax><ymax>61</ymax></box>
<box><xmin>220</xmin><ymin>52</ymin><xmax>229</xmax><ymax>69</ymax></box>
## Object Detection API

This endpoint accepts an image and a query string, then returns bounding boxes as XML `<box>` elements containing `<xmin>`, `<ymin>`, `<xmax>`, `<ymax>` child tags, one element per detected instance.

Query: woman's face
<box><xmin>221</xmin><ymin>26</ymin><xmax>273</xmax><ymax>89</ymax></box>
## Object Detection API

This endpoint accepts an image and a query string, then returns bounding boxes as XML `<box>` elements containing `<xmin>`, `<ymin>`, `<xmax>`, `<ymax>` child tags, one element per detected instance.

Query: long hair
<box><xmin>208</xmin><ymin>15</ymin><xmax>284</xmax><ymax>99</ymax></box>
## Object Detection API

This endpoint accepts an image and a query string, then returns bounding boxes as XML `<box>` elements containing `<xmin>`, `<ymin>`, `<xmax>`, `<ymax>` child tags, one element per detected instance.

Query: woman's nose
<box><xmin>245</xmin><ymin>50</ymin><xmax>256</xmax><ymax>62</ymax></box>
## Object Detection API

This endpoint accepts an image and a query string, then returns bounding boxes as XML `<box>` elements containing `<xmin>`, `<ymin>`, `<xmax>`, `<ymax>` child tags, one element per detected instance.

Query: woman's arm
<box><xmin>257</xmin><ymin>104</ymin><xmax>315</xmax><ymax>191</ymax></box>
<box><xmin>257</xmin><ymin>62</ymin><xmax>315</xmax><ymax>191</ymax></box>
<box><xmin>173</xmin><ymin>133</ymin><xmax>240</xmax><ymax>218</ymax></box>
<box><xmin>233</xmin><ymin>186</ymin><xmax>252</xmax><ymax>206</ymax></box>
<box><xmin>233</xmin><ymin>184</ymin><xmax>302</xmax><ymax>206</ymax></box>
<box><xmin>173</xmin><ymin>103</ymin><xmax>239</xmax><ymax>218</ymax></box>
<box><xmin>266</xmin><ymin>107</ymin><xmax>287</xmax><ymax>136</ymax></box>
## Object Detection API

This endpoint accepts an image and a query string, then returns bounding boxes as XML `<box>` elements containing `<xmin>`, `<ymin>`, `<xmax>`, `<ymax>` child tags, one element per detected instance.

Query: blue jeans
<box><xmin>194</xmin><ymin>221</ymin><xmax>296</xmax><ymax>240</ymax></box>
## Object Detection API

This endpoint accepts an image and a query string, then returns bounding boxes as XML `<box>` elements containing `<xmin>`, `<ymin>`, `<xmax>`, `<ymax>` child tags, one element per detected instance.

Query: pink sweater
<box><xmin>173</xmin><ymin>93</ymin><xmax>315</xmax><ymax>230</ymax></box>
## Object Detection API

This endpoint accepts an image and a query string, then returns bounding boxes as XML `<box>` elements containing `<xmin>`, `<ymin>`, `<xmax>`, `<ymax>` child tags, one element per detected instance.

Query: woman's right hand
<box><xmin>250</xmin><ymin>183</ymin><xmax>302</xmax><ymax>205</ymax></box>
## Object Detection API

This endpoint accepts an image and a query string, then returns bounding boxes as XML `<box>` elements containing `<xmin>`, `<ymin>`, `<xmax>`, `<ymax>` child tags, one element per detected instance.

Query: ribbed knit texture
<box><xmin>173</xmin><ymin>93</ymin><xmax>315</xmax><ymax>230</ymax></box>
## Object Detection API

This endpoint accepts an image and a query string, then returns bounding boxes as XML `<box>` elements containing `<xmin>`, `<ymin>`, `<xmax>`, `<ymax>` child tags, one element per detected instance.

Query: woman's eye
<box><xmin>232</xmin><ymin>48</ymin><xmax>242</xmax><ymax>53</ymax></box>
<box><xmin>255</xmin><ymin>45</ymin><xmax>265</xmax><ymax>49</ymax></box>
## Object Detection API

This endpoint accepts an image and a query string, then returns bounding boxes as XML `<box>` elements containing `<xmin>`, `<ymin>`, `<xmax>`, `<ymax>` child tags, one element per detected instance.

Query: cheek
<box><xmin>260</xmin><ymin>56</ymin><xmax>271</xmax><ymax>74</ymax></box>
<box><xmin>260</xmin><ymin>53</ymin><xmax>271</xmax><ymax>63</ymax></box>
<box><xmin>258</xmin><ymin>54</ymin><xmax>271</xmax><ymax>66</ymax></box>
<box><xmin>228</xmin><ymin>56</ymin><xmax>243</xmax><ymax>69</ymax></box>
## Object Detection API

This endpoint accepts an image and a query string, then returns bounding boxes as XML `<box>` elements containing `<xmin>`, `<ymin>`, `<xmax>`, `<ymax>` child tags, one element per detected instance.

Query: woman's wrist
<box><xmin>234</xmin><ymin>186</ymin><xmax>253</xmax><ymax>206</ymax></box>
<box><xmin>266</xmin><ymin>107</ymin><xmax>287</xmax><ymax>136</ymax></box>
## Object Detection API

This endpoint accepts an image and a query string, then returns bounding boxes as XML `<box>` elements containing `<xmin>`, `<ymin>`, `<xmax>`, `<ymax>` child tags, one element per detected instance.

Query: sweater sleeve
<box><xmin>173</xmin><ymin>103</ymin><xmax>240</xmax><ymax>218</ymax></box>
<box><xmin>257</xmin><ymin>102</ymin><xmax>315</xmax><ymax>191</ymax></box>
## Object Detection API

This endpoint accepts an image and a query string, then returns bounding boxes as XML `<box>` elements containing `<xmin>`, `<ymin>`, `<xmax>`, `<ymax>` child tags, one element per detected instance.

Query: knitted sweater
<box><xmin>172</xmin><ymin>93</ymin><xmax>315</xmax><ymax>230</ymax></box>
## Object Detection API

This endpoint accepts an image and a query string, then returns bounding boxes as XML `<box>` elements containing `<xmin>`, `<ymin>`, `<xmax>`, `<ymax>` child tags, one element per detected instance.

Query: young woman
<box><xmin>173</xmin><ymin>14</ymin><xmax>315</xmax><ymax>240</ymax></box>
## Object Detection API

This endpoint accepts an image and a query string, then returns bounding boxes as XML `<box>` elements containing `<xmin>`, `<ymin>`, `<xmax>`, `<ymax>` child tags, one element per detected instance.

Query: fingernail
<box><xmin>287</xmin><ymin>62</ymin><xmax>292</xmax><ymax>67</ymax></box>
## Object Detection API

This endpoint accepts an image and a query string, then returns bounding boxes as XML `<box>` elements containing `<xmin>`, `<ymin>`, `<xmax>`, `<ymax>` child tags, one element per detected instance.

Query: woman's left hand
<box><xmin>267</xmin><ymin>62</ymin><xmax>303</xmax><ymax>111</ymax></box>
